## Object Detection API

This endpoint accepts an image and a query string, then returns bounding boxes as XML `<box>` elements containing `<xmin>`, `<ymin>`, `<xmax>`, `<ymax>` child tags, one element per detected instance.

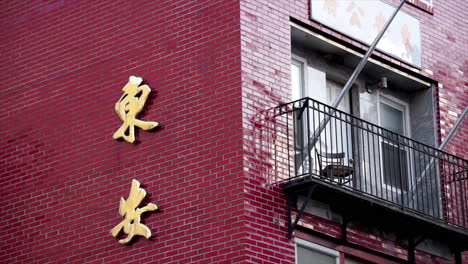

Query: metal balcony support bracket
<box><xmin>455</xmin><ymin>249</ymin><xmax>463</xmax><ymax>264</ymax></box>
<box><xmin>408</xmin><ymin>234</ymin><xmax>426</xmax><ymax>264</ymax></box>
<box><xmin>451</xmin><ymin>243</ymin><xmax>468</xmax><ymax>264</ymax></box>
<box><xmin>341</xmin><ymin>216</ymin><xmax>351</xmax><ymax>243</ymax></box>
<box><xmin>296</xmin><ymin>99</ymin><xmax>309</xmax><ymax>121</ymax></box>
<box><xmin>286</xmin><ymin>184</ymin><xmax>317</xmax><ymax>239</ymax></box>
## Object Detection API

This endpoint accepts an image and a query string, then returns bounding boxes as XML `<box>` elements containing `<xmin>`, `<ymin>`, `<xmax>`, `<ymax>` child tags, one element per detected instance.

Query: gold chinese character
<box><xmin>113</xmin><ymin>76</ymin><xmax>159</xmax><ymax>143</ymax></box>
<box><xmin>111</xmin><ymin>179</ymin><xmax>158</xmax><ymax>244</ymax></box>
<box><xmin>323</xmin><ymin>0</ymin><xmax>338</xmax><ymax>17</ymax></box>
<box><xmin>346</xmin><ymin>1</ymin><xmax>366</xmax><ymax>28</ymax></box>
<box><xmin>401</xmin><ymin>24</ymin><xmax>415</xmax><ymax>54</ymax></box>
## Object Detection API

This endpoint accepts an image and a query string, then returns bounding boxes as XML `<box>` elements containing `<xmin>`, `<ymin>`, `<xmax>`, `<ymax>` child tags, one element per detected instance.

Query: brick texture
<box><xmin>240</xmin><ymin>0</ymin><xmax>467</xmax><ymax>263</ymax></box>
<box><xmin>1</xmin><ymin>0</ymin><xmax>466</xmax><ymax>263</ymax></box>
<box><xmin>1</xmin><ymin>1</ymin><xmax>246</xmax><ymax>263</ymax></box>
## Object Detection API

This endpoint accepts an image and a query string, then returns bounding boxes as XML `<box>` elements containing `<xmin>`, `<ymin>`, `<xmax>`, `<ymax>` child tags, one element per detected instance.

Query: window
<box><xmin>381</xmin><ymin>141</ymin><xmax>409</xmax><ymax>191</ymax></box>
<box><xmin>379</xmin><ymin>95</ymin><xmax>411</xmax><ymax>192</ymax></box>
<box><xmin>291</xmin><ymin>55</ymin><xmax>353</xmax><ymax>178</ymax></box>
<box><xmin>295</xmin><ymin>238</ymin><xmax>380</xmax><ymax>264</ymax></box>
<box><xmin>379</xmin><ymin>102</ymin><xmax>406</xmax><ymax>135</ymax></box>
<box><xmin>291</xmin><ymin>57</ymin><xmax>308</xmax><ymax>176</ymax></box>
<box><xmin>296</xmin><ymin>238</ymin><xmax>339</xmax><ymax>264</ymax></box>
<box><xmin>418</xmin><ymin>0</ymin><xmax>432</xmax><ymax>6</ymax></box>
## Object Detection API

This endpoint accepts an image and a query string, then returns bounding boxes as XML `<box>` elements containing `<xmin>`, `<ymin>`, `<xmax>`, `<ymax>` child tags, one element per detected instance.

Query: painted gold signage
<box><xmin>111</xmin><ymin>179</ymin><xmax>158</xmax><ymax>244</ymax></box>
<box><xmin>113</xmin><ymin>76</ymin><xmax>159</xmax><ymax>143</ymax></box>
<box><xmin>311</xmin><ymin>0</ymin><xmax>422</xmax><ymax>67</ymax></box>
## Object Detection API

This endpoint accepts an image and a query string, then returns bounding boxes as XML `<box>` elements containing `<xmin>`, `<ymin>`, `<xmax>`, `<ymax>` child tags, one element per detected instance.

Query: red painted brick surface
<box><xmin>1</xmin><ymin>1</ymin><xmax>246</xmax><ymax>263</ymax></box>
<box><xmin>240</xmin><ymin>0</ymin><xmax>467</xmax><ymax>263</ymax></box>
<box><xmin>1</xmin><ymin>0</ymin><xmax>466</xmax><ymax>263</ymax></box>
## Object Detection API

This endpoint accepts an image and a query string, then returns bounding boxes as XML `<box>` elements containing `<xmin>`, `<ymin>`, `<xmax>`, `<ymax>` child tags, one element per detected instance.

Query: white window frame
<box><xmin>291</xmin><ymin>56</ymin><xmax>307</xmax><ymax>176</ymax></box>
<box><xmin>291</xmin><ymin>54</ymin><xmax>354</xmax><ymax>179</ymax></box>
<box><xmin>377</xmin><ymin>93</ymin><xmax>413</xmax><ymax>194</ymax></box>
<box><xmin>378</xmin><ymin>94</ymin><xmax>411</xmax><ymax>137</ymax></box>
<box><xmin>291</xmin><ymin>55</ymin><xmax>307</xmax><ymax>101</ymax></box>
<box><xmin>295</xmin><ymin>238</ymin><xmax>340</xmax><ymax>264</ymax></box>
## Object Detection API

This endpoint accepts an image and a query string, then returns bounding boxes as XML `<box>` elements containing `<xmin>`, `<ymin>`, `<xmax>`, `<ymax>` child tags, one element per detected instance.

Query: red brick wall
<box><xmin>0</xmin><ymin>1</ymin><xmax>247</xmax><ymax>263</ymax></box>
<box><xmin>240</xmin><ymin>0</ymin><xmax>295</xmax><ymax>263</ymax></box>
<box><xmin>240</xmin><ymin>0</ymin><xmax>467</xmax><ymax>263</ymax></box>
<box><xmin>1</xmin><ymin>0</ymin><xmax>466</xmax><ymax>263</ymax></box>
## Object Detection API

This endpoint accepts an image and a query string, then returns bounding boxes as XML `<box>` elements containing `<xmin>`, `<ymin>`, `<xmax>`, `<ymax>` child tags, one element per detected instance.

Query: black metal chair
<box><xmin>316</xmin><ymin>151</ymin><xmax>354</xmax><ymax>185</ymax></box>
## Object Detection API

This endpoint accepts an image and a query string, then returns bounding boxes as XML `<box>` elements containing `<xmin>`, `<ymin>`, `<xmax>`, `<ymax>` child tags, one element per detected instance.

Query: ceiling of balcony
<box><xmin>291</xmin><ymin>25</ymin><xmax>431</xmax><ymax>92</ymax></box>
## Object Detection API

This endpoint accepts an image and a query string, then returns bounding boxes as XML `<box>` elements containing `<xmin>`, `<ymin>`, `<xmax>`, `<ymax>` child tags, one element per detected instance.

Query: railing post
<box><xmin>286</xmin><ymin>105</ymin><xmax>292</xmax><ymax>181</ymax></box>
<box><xmin>276</xmin><ymin>98</ymin><xmax>467</xmax><ymax>228</ymax></box>
<box><xmin>306</xmin><ymin>100</ymin><xmax>313</xmax><ymax>176</ymax></box>
<box><xmin>458</xmin><ymin>160</ymin><xmax>467</xmax><ymax>227</ymax></box>
<box><xmin>408</xmin><ymin>237</ymin><xmax>415</xmax><ymax>264</ymax></box>
<box><xmin>398</xmin><ymin>138</ymin><xmax>405</xmax><ymax>210</ymax></box>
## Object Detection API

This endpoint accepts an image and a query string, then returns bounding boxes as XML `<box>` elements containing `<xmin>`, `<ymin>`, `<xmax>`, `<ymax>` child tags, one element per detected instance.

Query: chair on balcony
<box><xmin>316</xmin><ymin>150</ymin><xmax>354</xmax><ymax>185</ymax></box>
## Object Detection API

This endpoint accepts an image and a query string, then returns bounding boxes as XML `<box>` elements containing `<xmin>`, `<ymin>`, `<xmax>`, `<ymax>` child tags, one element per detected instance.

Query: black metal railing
<box><xmin>272</xmin><ymin>98</ymin><xmax>468</xmax><ymax>229</ymax></box>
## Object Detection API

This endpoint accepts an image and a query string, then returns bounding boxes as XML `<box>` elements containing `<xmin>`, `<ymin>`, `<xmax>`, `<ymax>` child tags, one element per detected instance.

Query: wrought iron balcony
<box><xmin>272</xmin><ymin>97</ymin><xmax>468</xmax><ymax>232</ymax></box>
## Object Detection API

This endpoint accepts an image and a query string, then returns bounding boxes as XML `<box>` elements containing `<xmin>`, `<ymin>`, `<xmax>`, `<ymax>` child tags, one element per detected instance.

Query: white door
<box><xmin>378</xmin><ymin>95</ymin><xmax>411</xmax><ymax>194</ymax></box>
<box><xmin>291</xmin><ymin>56</ymin><xmax>352</xmax><ymax>176</ymax></box>
<box><xmin>325</xmin><ymin>79</ymin><xmax>352</xmax><ymax>165</ymax></box>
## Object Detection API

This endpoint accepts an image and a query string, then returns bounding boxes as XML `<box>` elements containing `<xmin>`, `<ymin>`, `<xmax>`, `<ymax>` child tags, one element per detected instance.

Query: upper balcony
<box><xmin>270</xmin><ymin>97</ymin><xmax>468</xmax><ymax>248</ymax></box>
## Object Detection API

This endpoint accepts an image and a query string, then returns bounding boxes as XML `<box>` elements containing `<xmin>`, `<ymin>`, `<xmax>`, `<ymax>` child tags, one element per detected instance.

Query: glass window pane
<box><xmin>382</xmin><ymin>141</ymin><xmax>409</xmax><ymax>191</ymax></box>
<box><xmin>297</xmin><ymin>245</ymin><xmax>336</xmax><ymax>264</ymax></box>
<box><xmin>380</xmin><ymin>102</ymin><xmax>404</xmax><ymax>135</ymax></box>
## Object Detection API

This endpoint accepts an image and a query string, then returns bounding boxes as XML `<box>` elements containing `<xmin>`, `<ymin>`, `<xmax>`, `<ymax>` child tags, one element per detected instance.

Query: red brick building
<box><xmin>1</xmin><ymin>0</ymin><xmax>467</xmax><ymax>263</ymax></box>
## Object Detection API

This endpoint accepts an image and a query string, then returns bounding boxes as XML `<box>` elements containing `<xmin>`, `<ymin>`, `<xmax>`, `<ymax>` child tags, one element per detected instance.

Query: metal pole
<box><xmin>439</xmin><ymin>107</ymin><xmax>467</xmax><ymax>151</ymax></box>
<box><xmin>307</xmin><ymin>0</ymin><xmax>406</xmax><ymax>150</ymax></box>
<box><xmin>410</xmin><ymin>107</ymin><xmax>467</xmax><ymax>212</ymax></box>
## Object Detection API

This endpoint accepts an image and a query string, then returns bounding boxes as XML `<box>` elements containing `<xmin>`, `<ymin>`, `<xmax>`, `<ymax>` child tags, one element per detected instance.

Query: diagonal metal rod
<box><xmin>288</xmin><ymin>184</ymin><xmax>317</xmax><ymax>239</ymax></box>
<box><xmin>306</xmin><ymin>0</ymin><xmax>406</xmax><ymax>151</ymax></box>
<box><xmin>409</xmin><ymin>106</ymin><xmax>467</xmax><ymax>212</ymax></box>
<box><xmin>439</xmin><ymin>107</ymin><xmax>468</xmax><ymax>151</ymax></box>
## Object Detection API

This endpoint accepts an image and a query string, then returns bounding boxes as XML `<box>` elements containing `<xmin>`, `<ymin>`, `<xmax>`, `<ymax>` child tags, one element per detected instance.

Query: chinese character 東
<box><xmin>113</xmin><ymin>76</ymin><xmax>159</xmax><ymax>143</ymax></box>
<box><xmin>111</xmin><ymin>179</ymin><xmax>158</xmax><ymax>244</ymax></box>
